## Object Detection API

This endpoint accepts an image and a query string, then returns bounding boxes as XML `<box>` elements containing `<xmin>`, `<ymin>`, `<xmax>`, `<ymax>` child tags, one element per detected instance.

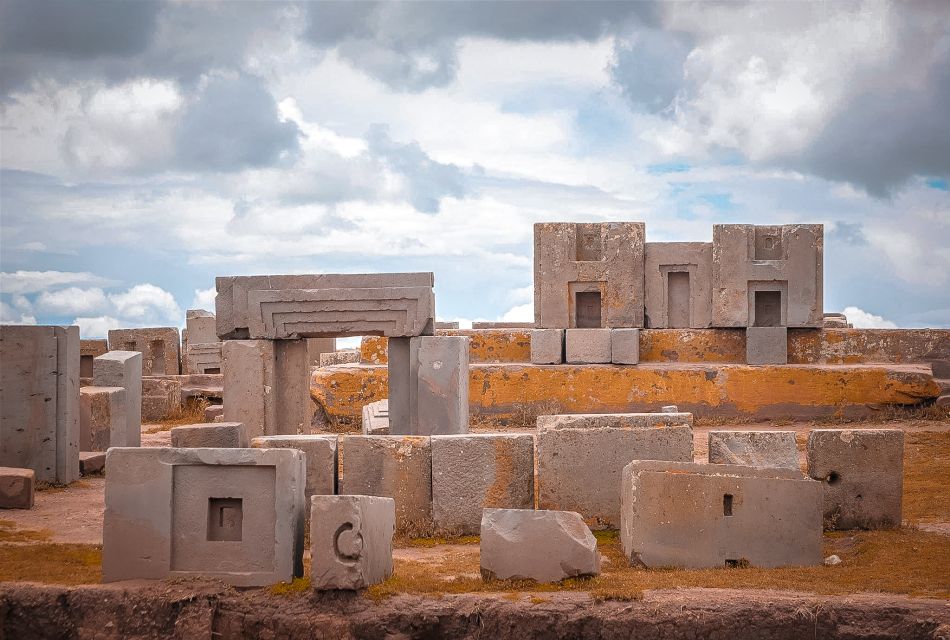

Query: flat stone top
<box><xmin>430</xmin><ymin>433</ymin><xmax>532</xmax><ymax>442</ymax></box>
<box><xmin>217</xmin><ymin>272</ymin><xmax>435</xmax><ymax>288</ymax></box>
<box><xmin>808</xmin><ymin>428</ymin><xmax>903</xmax><ymax>436</ymax></box>
<box><xmin>172</xmin><ymin>422</ymin><xmax>243</xmax><ymax>430</ymax></box>
<box><xmin>251</xmin><ymin>434</ymin><xmax>338</xmax><ymax>443</ymax></box>
<box><xmin>0</xmin><ymin>467</ymin><xmax>35</xmax><ymax>478</ymax></box>
<box><xmin>106</xmin><ymin>447</ymin><xmax>301</xmax><ymax>466</ymax></box>
<box><xmin>187</xmin><ymin>309</ymin><xmax>215</xmax><ymax>318</ymax></box>
<box><xmin>109</xmin><ymin>327</ymin><xmax>180</xmax><ymax>334</ymax></box>
<box><xmin>624</xmin><ymin>460</ymin><xmax>806</xmax><ymax>480</ymax></box>
<box><xmin>80</xmin><ymin>386</ymin><xmax>125</xmax><ymax>394</ymax></box>
<box><xmin>538</xmin><ymin>413</ymin><xmax>694</xmax><ymax>430</ymax></box>
<box><xmin>94</xmin><ymin>350</ymin><xmax>142</xmax><ymax>362</ymax></box>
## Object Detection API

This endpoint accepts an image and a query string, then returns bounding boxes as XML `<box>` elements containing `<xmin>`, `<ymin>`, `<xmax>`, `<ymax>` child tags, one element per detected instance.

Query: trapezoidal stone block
<box><xmin>708</xmin><ymin>431</ymin><xmax>799</xmax><ymax>470</ymax></box>
<box><xmin>80</xmin><ymin>339</ymin><xmax>108</xmax><ymax>378</ymax></box>
<box><xmin>806</xmin><ymin>429</ymin><xmax>903</xmax><ymax>530</ymax></box>
<box><xmin>537</xmin><ymin>412</ymin><xmax>693</xmax><ymax>430</ymax></box>
<box><xmin>215</xmin><ymin>273</ymin><xmax>435</xmax><ymax>340</ymax></box>
<box><xmin>185</xmin><ymin>342</ymin><xmax>223</xmax><ymax>375</ymax></box>
<box><xmin>534</xmin><ymin>222</ymin><xmax>645</xmax><ymax>329</ymax></box>
<box><xmin>431</xmin><ymin>434</ymin><xmax>535</xmax><ymax>535</ymax></box>
<box><xmin>610</xmin><ymin>328</ymin><xmax>640</xmax><ymax>365</ymax></box>
<box><xmin>108</xmin><ymin>327</ymin><xmax>181</xmax><ymax>376</ymax></box>
<box><xmin>711</xmin><ymin>224</ymin><xmax>823</xmax><ymax>328</ymax></box>
<box><xmin>103</xmin><ymin>447</ymin><xmax>306</xmax><ymax>586</ymax></box>
<box><xmin>0</xmin><ymin>467</ymin><xmax>35</xmax><ymax>509</ymax></box>
<box><xmin>409</xmin><ymin>336</ymin><xmax>469</xmax><ymax>435</ymax></box>
<box><xmin>620</xmin><ymin>461</ymin><xmax>822</xmax><ymax>569</ymax></box>
<box><xmin>537</xmin><ymin>425</ymin><xmax>693</xmax><ymax>529</ymax></box>
<box><xmin>170</xmin><ymin>422</ymin><xmax>249</xmax><ymax>448</ymax></box>
<box><xmin>530</xmin><ymin>329</ymin><xmax>563</xmax><ymax>364</ymax></box>
<box><xmin>0</xmin><ymin>325</ymin><xmax>80</xmax><ymax>484</ymax></box>
<box><xmin>480</xmin><ymin>508</ymin><xmax>600</xmax><ymax>582</ymax></box>
<box><xmin>79</xmin><ymin>386</ymin><xmax>127</xmax><ymax>451</ymax></box>
<box><xmin>644</xmin><ymin>242</ymin><xmax>713</xmax><ymax>328</ymax></box>
<box><xmin>746</xmin><ymin>327</ymin><xmax>788</xmax><ymax>365</ymax></box>
<box><xmin>361</xmin><ymin>399</ymin><xmax>390</xmax><ymax>435</ymax></box>
<box><xmin>565</xmin><ymin>328</ymin><xmax>611</xmax><ymax>364</ymax></box>
<box><xmin>310</xmin><ymin>495</ymin><xmax>395</xmax><ymax>590</ymax></box>
<box><xmin>337</xmin><ymin>435</ymin><xmax>432</xmax><ymax>536</ymax></box>
<box><xmin>93</xmin><ymin>350</ymin><xmax>142</xmax><ymax>448</ymax></box>
<box><xmin>252</xmin><ymin>435</ymin><xmax>338</xmax><ymax>512</ymax></box>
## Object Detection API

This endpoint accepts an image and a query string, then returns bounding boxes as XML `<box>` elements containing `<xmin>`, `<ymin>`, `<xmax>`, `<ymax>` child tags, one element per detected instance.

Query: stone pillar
<box><xmin>387</xmin><ymin>337</ymin><xmax>412</xmax><ymax>435</ymax></box>
<box><xmin>410</xmin><ymin>336</ymin><xmax>469</xmax><ymax>435</ymax></box>
<box><xmin>274</xmin><ymin>339</ymin><xmax>312</xmax><ymax>435</ymax></box>
<box><xmin>93</xmin><ymin>351</ymin><xmax>143</xmax><ymax>447</ymax></box>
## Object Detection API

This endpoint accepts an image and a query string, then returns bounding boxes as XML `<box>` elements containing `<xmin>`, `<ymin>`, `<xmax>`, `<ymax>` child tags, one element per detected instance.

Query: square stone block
<box><xmin>708</xmin><ymin>431</ymin><xmax>799</xmax><ymax>470</ymax></box>
<box><xmin>565</xmin><ymin>329</ymin><xmax>611</xmax><ymax>364</ymax></box>
<box><xmin>621</xmin><ymin>461</ymin><xmax>822</xmax><ymax>568</ymax></box>
<box><xmin>93</xmin><ymin>350</ymin><xmax>142</xmax><ymax>448</ymax></box>
<box><xmin>103</xmin><ymin>447</ymin><xmax>306</xmax><ymax>586</ymax></box>
<box><xmin>0</xmin><ymin>467</ymin><xmax>35</xmax><ymax>509</ymax></box>
<box><xmin>338</xmin><ymin>435</ymin><xmax>432</xmax><ymax>536</ymax></box>
<box><xmin>310</xmin><ymin>495</ymin><xmax>394</xmax><ymax>590</ymax></box>
<box><xmin>431</xmin><ymin>434</ymin><xmax>535</xmax><ymax>535</ymax></box>
<box><xmin>610</xmin><ymin>328</ymin><xmax>640</xmax><ymax>365</ymax></box>
<box><xmin>530</xmin><ymin>329</ymin><xmax>563</xmax><ymax>365</ymax></box>
<box><xmin>537</xmin><ymin>425</ymin><xmax>693</xmax><ymax>528</ymax></box>
<box><xmin>252</xmin><ymin>435</ymin><xmax>338</xmax><ymax>509</ymax></box>
<box><xmin>171</xmin><ymin>422</ymin><xmax>249</xmax><ymax>448</ymax></box>
<box><xmin>142</xmin><ymin>377</ymin><xmax>182</xmax><ymax>422</ymax></box>
<box><xmin>746</xmin><ymin>327</ymin><xmax>788</xmax><ymax>365</ymax></box>
<box><xmin>80</xmin><ymin>386</ymin><xmax>126</xmax><ymax>451</ymax></box>
<box><xmin>807</xmin><ymin>429</ymin><xmax>903</xmax><ymax>530</ymax></box>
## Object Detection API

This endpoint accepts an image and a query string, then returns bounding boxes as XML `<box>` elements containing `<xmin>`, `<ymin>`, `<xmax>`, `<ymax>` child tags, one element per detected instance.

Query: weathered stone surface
<box><xmin>204</xmin><ymin>404</ymin><xmax>224</xmax><ymax>421</ymax></box>
<box><xmin>435</xmin><ymin>321</ymin><xmax>460</xmax><ymax>329</ymax></box>
<box><xmin>179</xmin><ymin>373</ymin><xmax>223</xmax><ymax>401</ymax></box>
<box><xmin>610</xmin><ymin>328</ymin><xmax>640</xmax><ymax>365</ymax></box>
<box><xmin>310</xmin><ymin>495</ymin><xmax>394</xmax><ymax>590</ymax></box>
<box><xmin>746</xmin><ymin>327</ymin><xmax>788</xmax><ymax>365</ymax></box>
<box><xmin>712</xmin><ymin>224</ymin><xmax>823</xmax><ymax>328</ymax></box>
<box><xmin>80</xmin><ymin>339</ymin><xmax>108</xmax><ymax>378</ymax></box>
<box><xmin>537</xmin><ymin>412</ymin><xmax>693</xmax><ymax>430</ymax></box>
<box><xmin>185</xmin><ymin>309</ymin><xmax>217</xmax><ymax>344</ymax></box>
<box><xmin>932</xmin><ymin>359</ymin><xmax>950</xmax><ymax>379</ymax></box>
<box><xmin>530</xmin><ymin>329</ymin><xmax>563</xmax><ymax>365</ymax></box>
<box><xmin>108</xmin><ymin>327</ymin><xmax>181</xmax><ymax>375</ymax></box>
<box><xmin>807</xmin><ymin>429</ymin><xmax>903</xmax><ymax>530</ymax></box>
<box><xmin>362</xmin><ymin>329</ymin><xmax>532</xmax><ymax>365</ymax></box>
<box><xmin>337</xmin><ymin>436</ymin><xmax>432</xmax><ymax>536</ymax></box>
<box><xmin>480</xmin><ymin>508</ymin><xmax>600</xmax><ymax>582</ymax></box>
<box><xmin>537</xmin><ymin>425</ymin><xmax>693</xmax><ymax>528</ymax></box>
<box><xmin>222</xmin><ymin>339</ymin><xmax>311</xmax><ymax>439</ymax></box>
<box><xmin>386</xmin><ymin>337</ymin><xmax>411</xmax><ymax>435</ymax></box>
<box><xmin>215</xmin><ymin>273</ymin><xmax>435</xmax><ymax>340</ymax></box>
<box><xmin>0</xmin><ymin>467</ymin><xmax>35</xmax><ymax>509</ymax></box>
<box><xmin>471</xmin><ymin>321</ymin><xmax>534</xmax><ymax>329</ymax></box>
<box><xmin>644</xmin><ymin>242</ymin><xmax>712</xmax><ymax>328</ymax></box>
<box><xmin>620</xmin><ymin>461</ymin><xmax>822</xmax><ymax>569</ymax></box>
<box><xmin>79</xmin><ymin>386</ymin><xmax>127</xmax><ymax>451</ymax></box>
<box><xmin>103</xmin><ymin>447</ymin><xmax>305</xmax><ymax>586</ymax></box>
<box><xmin>1</xmin><ymin>325</ymin><xmax>80</xmax><ymax>484</ymax></box>
<box><xmin>79</xmin><ymin>451</ymin><xmax>106</xmax><ymax>476</ymax></box>
<box><xmin>142</xmin><ymin>377</ymin><xmax>182</xmax><ymax>422</ymax></box>
<box><xmin>431</xmin><ymin>434</ymin><xmax>534</xmax><ymax>535</ymax></box>
<box><xmin>361</xmin><ymin>399</ymin><xmax>389</xmax><ymax>435</ymax></box>
<box><xmin>170</xmin><ymin>422</ymin><xmax>249</xmax><ymax>448</ymax></box>
<box><xmin>565</xmin><ymin>328</ymin><xmax>611</xmax><ymax>364</ymax></box>
<box><xmin>708</xmin><ymin>431</ymin><xmax>799</xmax><ymax>469</ymax></box>
<box><xmin>320</xmin><ymin>350</ymin><xmax>360</xmax><ymax>366</ymax></box>
<box><xmin>93</xmin><ymin>351</ymin><xmax>142</xmax><ymax>448</ymax></box>
<box><xmin>252</xmin><ymin>435</ymin><xmax>337</xmax><ymax>510</ymax></box>
<box><xmin>184</xmin><ymin>342</ymin><xmax>223</xmax><ymax>375</ymax></box>
<box><xmin>307</xmin><ymin>337</ymin><xmax>336</xmax><ymax>368</ymax></box>
<box><xmin>410</xmin><ymin>336</ymin><xmax>469</xmax><ymax>435</ymax></box>
<box><xmin>534</xmin><ymin>222</ymin><xmax>645</xmax><ymax>329</ymax></box>
<box><xmin>661</xmin><ymin>405</ymin><xmax>678</xmax><ymax>413</ymax></box>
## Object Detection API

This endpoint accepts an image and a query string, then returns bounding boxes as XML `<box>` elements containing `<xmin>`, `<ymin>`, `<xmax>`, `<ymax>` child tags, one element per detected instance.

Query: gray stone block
<box><xmin>79</xmin><ymin>451</ymin><xmax>106</xmax><ymax>476</ymax></box>
<box><xmin>807</xmin><ymin>429</ymin><xmax>903</xmax><ymax>530</ymax></box>
<box><xmin>537</xmin><ymin>425</ymin><xmax>693</xmax><ymax>528</ymax></box>
<box><xmin>480</xmin><ymin>508</ymin><xmax>600</xmax><ymax>582</ymax></box>
<box><xmin>251</xmin><ymin>435</ymin><xmax>338</xmax><ymax>507</ymax></box>
<box><xmin>708</xmin><ymin>431</ymin><xmax>799</xmax><ymax>469</ymax></box>
<box><xmin>565</xmin><ymin>328</ymin><xmax>611</xmax><ymax>364</ymax></box>
<box><xmin>185</xmin><ymin>309</ymin><xmax>217</xmax><ymax>344</ymax></box>
<box><xmin>530</xmin><ymin>329</ymin><xmax>563</xmax><ymax>364</ymax></box>
<box><xmin>103</xmin><ymin>447</ymin><xmax>306</xmax><ymax>586</ymax></box>
<box><xmin>142</xmin><ymin>377</ymin><xmax>182</xmax><ymax>422</ymax></box>
<box><xmin>338</xmin><ymin>435</ymin><xmax>432</xmax><ymax>536</ymax></box>
<box><xmin>610</xmin><ymin>328</ymin><xmax>640</xmax><ymax>364</ymax></box>
<box><xmin>204</xmin><ymin>404</ymin><xmax>224</xmax><ymax>421</ymax></box>
<box><xmin>307</xmin><ymin>337</ymin><xmax>336</xmax><ymax>367</ymax></box>
<box><xmin>431</xmin><ymin>434</ymin><xmax>535</xmax><ymax>535</ymax></box>
<box><xmin>171</xmin><ymin>422</ymin><xmax>249</xmax><ymax>448</ymax></box>
<box><xmin>0</xmin><ymin>467</ymin><xmax>35</xmax><ymax>509</ymax></box>
<box><xmin>108</xmin><ymin>327</ymin><xmax>181</xmax><ymax>376</ymax></box>
<box><xmin>410</xmin><ymin>336</ymin><xmax>469</xmax><ymax>435</ymax></box>
<box><xmin>79</xmin><ymin>386</ymin><xmax>126</xmax><ymax>451</ymax></box>
<box><xmin>184</xmin><ymin>342</ymin><xmax>223</xmax><ymax>374</ymax></box>
<box><xmin>93</xmin><ymin>350</ymin><xmax>142</xmax><ymax>449</ymax></box>
<box><xmin>537</xmin><ymin>412</ymin><xmax>693</xmax><ymax>430</ymax></box>
<box><xmin>620</xmin><ymin>461</ymin><xmax>822</xmax><ymax>568</ymax></box>
<box><xmin>387</xmin><ymin>337</ymin><xmax>411</xmax><ymax>435</ymax></box>
<box><xmin>310</xmin><ymin>495</ymin><xmax>394</xmax><ymax>590</ymax></box>
<box><xmin>644</xmin><ymin>242</ymin><xmax>713</xmax><ymax>328</ymax></box>
<box><xmin>361</xmin><ymin>399</ymin><xmax>390</xmax><ymax>435</ymax></box>
<box><xmin>319</xmin><ymin>350</ymin><xmax>360</xmax><ymax>366</ymax></box>
<box><xmin>746</xmin><ymin>327</ymin><xmax>788</xmax><ymax>365</ymax></box>
<box><xmin>80</xmin><ymin>339</ymin><xmax>108</xmax><ymax>378</ymax></box>
<box><xmin>1</xmin><ymin>325</ymin><xmax>80</xmax><ymax>484</ymax></box>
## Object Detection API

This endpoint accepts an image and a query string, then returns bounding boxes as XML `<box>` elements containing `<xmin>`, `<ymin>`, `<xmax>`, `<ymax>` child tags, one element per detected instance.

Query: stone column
<box><xmin>386</xmin><ymin>337</ymin><xmax>412</xmax><ymax>435</ymax></box>
<box><xmin>93</xmin><ymin>350</ymin><xmax>142</xmax><ymax>448</ymax></box>
<box><xmin>410</xmin><ymin>336</ymin><xmax>469</xmax><ymax>435</ymax></box>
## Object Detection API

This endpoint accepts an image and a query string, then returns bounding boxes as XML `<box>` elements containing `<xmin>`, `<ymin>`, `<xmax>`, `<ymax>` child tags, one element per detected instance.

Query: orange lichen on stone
<box><xmin>788</xmin><ymin>328</ymin><xmax>950</xmax><ymax>364</ymax></box>
<box><xmin>360</xmin><ymin>329</ymin><xmax>531</xmax><ymax>365</ymax></box>
<box><xmin>640</xmin><ymin>329</ymin><xmax>746</xmax><ymax>363</ymax></box>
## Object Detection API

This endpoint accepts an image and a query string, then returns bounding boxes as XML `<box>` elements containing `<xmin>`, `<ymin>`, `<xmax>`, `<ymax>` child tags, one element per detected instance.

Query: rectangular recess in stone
<box><xmin>667</xmin><ymin>272</ymin><xmax>691</xmax><ymax>328</ymax></box>
<box><xmin>575</xmin><ymin>291</ymin><xmax>602</xmax><ymax>328</ymax></box>
<box><xmin>208</xmin><ymin>498</ymin><xmax>243</xmax><ymax>541</ymax></box>
<box><xmin>754</xmin><ymin>291</ymin><xmax>783</xmax><ymax>327</ymax></box>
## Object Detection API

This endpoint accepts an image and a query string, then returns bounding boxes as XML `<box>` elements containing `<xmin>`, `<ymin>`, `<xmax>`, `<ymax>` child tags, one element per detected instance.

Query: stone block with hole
<box><xmin>621</xmin><ymin>461</ymin><xmax>821</xmax><ymax>569</ymax></box>
<box><xmin>102</xmin><ymin>447</ymin><xmax>305</xmax><ymax>586</ymax></box>
<box><xmin>806</xmin><ymin>429</ymin><xmax>903</xmax><ymax>530</ymax></box>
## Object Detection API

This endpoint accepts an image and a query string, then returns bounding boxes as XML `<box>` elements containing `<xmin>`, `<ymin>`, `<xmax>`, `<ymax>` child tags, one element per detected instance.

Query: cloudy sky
<box><xmin>1</xmin><ymin>0</ymin><xmax>948</xmax><ymax>337</ymax></box>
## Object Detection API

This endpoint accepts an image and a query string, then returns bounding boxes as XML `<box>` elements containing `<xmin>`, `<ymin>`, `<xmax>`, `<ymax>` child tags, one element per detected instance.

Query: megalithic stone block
<box><xmin>107</xmin><ymin>327</ymin><xmax>181</xmax><ymax>376</ymax></box>
<box><xmin>185</xmin><ymin>309</ymin><xmax>218</xmax><ymax>344</ymax></box>
<box><xmin>361</xmin><ymin>399</ymin><xmax>390</xmax><ymax>435</ymax></box>
<box><xmin>410</xmin><ymin>336</ymin><xmax>469</xmax><ymax>435</ymax></box>
<box><xmin>643</xmin><ymin>242</ymin><xmax>713</xmax><ymax>328</ymax></box>
<box><xmin>536</xmin><ymin>412</ymin><xmax>693</xmax><ymax>430</ymax></box>
<box><xmin>610</xmin><ymin>328</ymin><xmax>640</xmax><ymax>365</ymax></box>
<box><xmin>93</xmin><ymin>350</ymin><xmax>142</xmax><ymax>448</ymax></box>
<box><xmin>252</xmin><ymin>435</ymin><xmax>338</xmax><ymax>515</ymax></box>
<box><xmin>215</xmin><ymin>273</ymin><xmax>435</xmax><ymax>340</ymax></box>
<box><xmin>80</xmin><ymin>339</ymin><xmax>108</xmax><ymax>378</ymax></box>
<box><xmin>565</xmin><ymin>329</ymin><xmax>611</xmax><ymax>364</ymax></box>
<box><xmin>80</xmin><ymin>386</ymin><xmax>127</xmax><ymax>451</ymax></box>
<box><xmin>387</xmin><ymin>338</ymin><xmax>411</xmax><ymax>435</ymax></box>
<box><xmin>708</xmin><ymin>431</ymin><xmax>799</xmax><ymax>469</ymax></box>
<box><xmin>0</xmin><ymin>467</ymin><xmax>36</xmax><ymax>509</ymax></box>
<box><xmin>310</xmin><ymin>495</ymin><xmax>395</xmax><ymax>590</ymax></box>
<box><xmin>185</xmin><ymin>342</ymin><xmax>223</xmax><ymax>374</ymax></box>
<box><xmin>170</xmin><ymin>422</ymin><xmax>249</xmax><ymax>448</ymax></box>
<box><xmin>746</xmin><ymin>327</ymin><xmax>788</xmax><ymax>365</ymax></box>
<box><xmin>530</xmin><ymin>329</ymin><xmax>564</xmax><ymax>364</ymax></box>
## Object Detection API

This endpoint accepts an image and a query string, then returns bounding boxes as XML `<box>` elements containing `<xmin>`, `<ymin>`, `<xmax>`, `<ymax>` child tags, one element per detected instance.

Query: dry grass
<box><xmin>401</xmin><ymin>535</ymin><xmax>480</xmax><ymax>548</ymax></box>
<box><xmin>0</xmin><ymin>543</ymin><xmax>101</xmax><ymax>584</ymax></box>
<box><xmin>153</xmin><ymin>397</ymin><xmax>211</xmax><ymax>429</ymax></box>
<box><xmin>0</xmin><ymin>520</ymin><xmax>52</xmax><ymax>543</ymax></box>
<box><xmin>903</xmin><ymin>431</ymin><xmax>950</xmax><ymax>524</ymax></box>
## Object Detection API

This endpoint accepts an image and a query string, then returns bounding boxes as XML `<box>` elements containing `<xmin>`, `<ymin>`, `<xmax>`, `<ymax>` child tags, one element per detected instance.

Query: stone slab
<box><xmin>103</xmin><ymin>447</ymin><xmax>305</xmax><ymax>586</ymax></box>
<box><xmin>530</xmin><ymin>329</ymin><xmax>563</xmax><ymax>365</ymax></box>
<box><xmin>79</xmin><ymin>386</ymin><xmax>127</xmax><ymax>451</ymax></box>
<box><xmin>610</xmin><ymin>328</ymin><xmax>640</xmax><ymax>365</ymax></box>
<box><xmin>362</xmin><ymin>329</ymin><xmax>532</xmax><ymax>365</ymax></box>
<box><xmin>337</xmin><ymin>435</ymin><xmax>432</xmax><ymax>536</ymax></box>
<box><xmin>170</xmin><ymin>422</ymin><xmax>249</xmax><ymax>448</ymax></box>
<box><xmin>79</xmin><ymin>451</ymin><xmax>106</xmax><ymax>476</ymax></box>
<box><xmin>708</xmin><ymin>431</ymin><xmax>799</xmax><ymax>469</ymax></box>
<box><xmin>0</xmin><ymin>467</ymin><xmax>35</xmax><ymax>509</ymax></box>
<box><xmin>108</xmin><ymin>327</ymin><xmax>181</xmax><ymax>376</ymax></box>
<box><xmin>565</xmin><ymin>328</ymin><xmax>611</xmax><ymax>364</ymax></box>
<box><xmin>431</xmin><ymin>434</ymin><xmax>534</xmax><ymax>535</ymax></box>
<box><xmin>537</xmin><ymin>425</ymin><xmax>693</xmax><ymax>528</ymax></box>
<box><xmin>310</xmin><ymin>495</ymin><xmax>394</xmax><ymax>590</ymax></box>
<box><xmin>620</xmin><ymin>461</ymin><xmax>822</xmax><ymax>568</ymax></box>
<box><xmin>807</xmin><ymin>429</ymin><xmax>903</xmax><ymax>530</ymax></box>
<box><xmin>93</xmin><ymin>351</ymin><xmax>142</xmax><ymax>448</ymax></box>
<box><xmin>204</xmin><ymin>404</ymin><xmax>224</xmax><ymax>421</ymax></box>
<box><xmin>410</xmin><ymin>336</ymin><xmax>469</xmax><ymax>435</ymax></box>
<box><xmin>537</xmin><ymin>412</ymin><xmax>693</xmax><ymax>430</ymax></box>
<box><xmin>480</xmin><ymin>508</ymin><xmax>599</xmax><ymax>582</ymax></box>
<box><xmin>320</xmin><ymin>350</ymin><xmax>360</xmax><ymax>366</ymax></box>
<box><xmin>747</xmin><ymin>327</ymin><xmax>788</xmax><ymax>365</ymax></box>
<box><xmin>361</xmin><ymin>399</ymin><xmax>390</xmax><ymax>435</ymax></box>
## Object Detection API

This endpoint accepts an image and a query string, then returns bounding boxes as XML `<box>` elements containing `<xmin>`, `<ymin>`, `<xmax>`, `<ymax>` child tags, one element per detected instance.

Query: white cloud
<box><xmin>73</xmin><ymin>316</ymin><xmax>123</xmax><ymax>338</ymax></box>
<box><xmin>0</xmin><ymin>300</ymin><xmax>37</xmax><ymax>325</ymax></box>
<box><xmin>0</xmin><ymin>270</ymin><xmax>115</xmax><ymax>294</ymax></box>
<box><xmin>34</xmin><ymin>286</ymin><xmax>109</xmax><ymax>315</ymax></box>
<box><xmin>500</xmin><ymin>302</ymin><xmax>533</xmax><ymax>323</ymax></box>
<box><xmin>191</xmin><ymin>287</ymin><xmax>217</xmax><ymax>311</ymax></box>
<box><xmin>109</xmin><ymin>283</ymin><xmax>182</xmax><ymax>324</ymax></box>
<box><xmin>842</xmin><ymin>306</ymin><xmax>897</xmax><ymax>329</ymax></box>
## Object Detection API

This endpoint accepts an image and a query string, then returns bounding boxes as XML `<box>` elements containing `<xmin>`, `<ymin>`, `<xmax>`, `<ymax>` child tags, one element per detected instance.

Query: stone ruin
<box><xmin>1</xmin><ymin>218</ymin><xmax>948</xmax><ymax>591</ymax></box>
